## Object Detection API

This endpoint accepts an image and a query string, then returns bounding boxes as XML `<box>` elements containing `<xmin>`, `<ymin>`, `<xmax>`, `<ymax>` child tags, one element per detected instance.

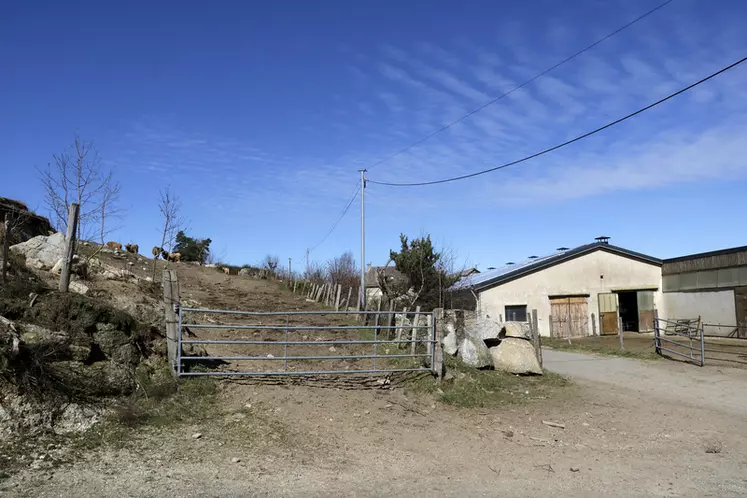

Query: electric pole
<box><xmin>359</xmin><ymin>169</ymin><xmax>366</xmax><ymax>311</ymax></box>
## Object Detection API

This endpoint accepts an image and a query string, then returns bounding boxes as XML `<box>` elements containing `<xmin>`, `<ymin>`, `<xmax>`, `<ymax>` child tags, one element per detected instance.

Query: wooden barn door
<box><xmin>550</xmin><ymin>297</ymin><xmax>589</xmax><ymax>338</ymax></box>
<box><xmin>598</xmin><ymin>293</ymin><xmax>619</xmax><ymax>335</ymax></box>
<box><xmin>637</xmin><ymin>291</ymin><xmax>655</xmax><ymax>332</ymax></box>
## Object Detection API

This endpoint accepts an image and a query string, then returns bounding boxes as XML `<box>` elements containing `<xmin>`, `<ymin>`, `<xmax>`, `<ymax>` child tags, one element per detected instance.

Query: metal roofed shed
<box><xmin>451</xmin><ymin>240</ymin><xmax>663</xmax><ymax>339</ymax></box>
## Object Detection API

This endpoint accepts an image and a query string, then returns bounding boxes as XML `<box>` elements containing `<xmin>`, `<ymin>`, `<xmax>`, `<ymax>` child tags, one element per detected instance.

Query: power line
<box><xmin>365</xmin><ymin>0</ymin><xmax>676</xmax><ymax>172</ymax></box>
<box><xmin>306</xmin><ymin>185</ymin><xmax>361</xmax><ymax>254</ymax></box>
<box><xmin>367</xmin><ymin>55</ymin><xmax>747</xmax><ymax>187</ymax></box>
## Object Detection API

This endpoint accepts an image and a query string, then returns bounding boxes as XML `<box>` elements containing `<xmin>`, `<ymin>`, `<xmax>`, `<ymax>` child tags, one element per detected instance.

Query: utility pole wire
<box><xmin>306</xmin><ymin>184</ymin><xmax>361</xmax><ymax>254</ymax></box>
<box><xmin>368</xmin><ymin>54</ymin><xmax>747</xmax><ymax>187</ymax></box>
<box><xmin>365</xmin><ymin>0</ymin><xmax>676</xmax><ymax>173</ymax></box>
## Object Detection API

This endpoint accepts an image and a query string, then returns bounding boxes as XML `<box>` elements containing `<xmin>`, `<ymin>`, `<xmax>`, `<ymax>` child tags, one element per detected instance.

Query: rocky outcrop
<box><xmin>444</xmin><ymin>313</ymin><xmax>543</xmax><ymax>374</ymax></box>
<box><xmin>10</xmin><ymin>232</ymin><xmax>66</xmax><ymax>270</ymax></box>
<box><xmin>0</xmin><ymin>197</ymin><xmax>54</xmax><ymax>246</ymax></box>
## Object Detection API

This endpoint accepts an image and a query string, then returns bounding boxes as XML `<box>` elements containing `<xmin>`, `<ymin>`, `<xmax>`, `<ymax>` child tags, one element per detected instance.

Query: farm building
<box><xmin>453</xmin><ymin>238</ymin><xmax>663</xmax><ymax>338</ymax></box>
<box><xmin>364</xmin><ymin>265</ymin><xmax>406</xmax><ymax>305</ymax></box>
<box><xmin>661</xmin><ymin>246</ymin><xmax>747</xmax><ymax>338</ymax></box>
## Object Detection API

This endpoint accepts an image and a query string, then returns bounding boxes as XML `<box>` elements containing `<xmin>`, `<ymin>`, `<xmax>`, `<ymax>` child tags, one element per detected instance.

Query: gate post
<box><xmin>163</xmin><ymin>269</ymin><xmax>181</xmax><ymax>376</ymax></box>
<box><xmin>654</xmin><ymin>309</ymin><xmax>661</xmax><ymax>355</ymax></box>
<box><xmin>531</xmin><ymin>309</ymin><xmax>542</xmax><ymax>367</ymax></box>
<box><xmin>618</xmin><ymin>316</ymin><xmax>625</xmax><ymax>350</ymax></box>
<box><xmin>433</xmin><ymin>308</ymin><xmax>445</xmax><ymax>379</ymax></box>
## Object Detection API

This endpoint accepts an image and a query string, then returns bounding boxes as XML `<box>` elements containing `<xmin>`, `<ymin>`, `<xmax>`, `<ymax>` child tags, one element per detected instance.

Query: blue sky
<box><xmin>2</xmin><ymin>0</ymin><xmax>746</xmax><ymax>271</ymax></box>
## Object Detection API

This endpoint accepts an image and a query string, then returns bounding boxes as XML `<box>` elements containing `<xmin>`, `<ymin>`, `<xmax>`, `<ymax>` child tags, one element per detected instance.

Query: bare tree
<box><xmin>326</xmin><ymin>251</ymin><xmax>359</xmax><ymax>290</ymax></box>
<box><xmin>153</xmin><ymin>186</ymin><xmax>185</xmax><ymax>277</ymax></box>
<box><xmin>263</xmin><ymin>255</ymin><xmax>279</xmax><ymax>277</ymax></box>
<box><xmin>39</xmin><ymin>134</ymin><xmax>121</xmax><ymax>241</ymax></box>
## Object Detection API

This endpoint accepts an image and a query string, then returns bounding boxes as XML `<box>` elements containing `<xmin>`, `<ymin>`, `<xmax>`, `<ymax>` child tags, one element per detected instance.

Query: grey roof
<box><xmin>365</xmin><ymin>265</ymin><xmax>405</xmax><ymax>288</ymax></box>
<box><xmin>452</xmin><ymin>242</ymin><xmax>661</xmax><ymax>292</ymax></box>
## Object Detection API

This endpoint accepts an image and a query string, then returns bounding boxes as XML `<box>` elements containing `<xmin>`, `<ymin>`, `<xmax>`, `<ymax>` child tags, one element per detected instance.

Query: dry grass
<box><xmin>408</xmin><ymin>356</ymin><xmax>571</xmax><ymax>408</ymax></box>
<box><xmin>542</xmin><ymin>334</ymin><xmax>661</xmax><ymax>360</ymax></box>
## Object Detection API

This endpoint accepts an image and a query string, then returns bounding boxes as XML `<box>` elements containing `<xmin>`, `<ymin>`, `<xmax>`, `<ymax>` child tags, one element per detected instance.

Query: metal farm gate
<box><xmin>654</xmin><ymin>316</ymin><xmax>705</xmax><ymax>366</ymax></box>
<box><xmin>175</xmin><ymin>306</ymin><xmax>439</xmax><ymax>377</ymax></box>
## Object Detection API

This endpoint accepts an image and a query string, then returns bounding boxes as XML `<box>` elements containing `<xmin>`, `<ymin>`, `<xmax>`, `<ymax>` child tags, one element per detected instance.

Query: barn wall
<box><xmin>478</xmin><ymin>250</ymin><xmax>662</xmax><ymax>337</ymax></box>
<box><xmin>661</xmin><ymin>290</ymin><xmax>737</xmax><ymax>336</ymax></box>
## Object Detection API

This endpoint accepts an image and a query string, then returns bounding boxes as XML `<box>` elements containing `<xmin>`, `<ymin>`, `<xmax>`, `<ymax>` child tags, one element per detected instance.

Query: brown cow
<box><xmin>125</xmin><ymin>243</ymin><xmax>139</xmax><ymax>254</ymax></box>
<box><xmin>106</xmin><ymin>241</ymin><xmax>122</xmax><ymax>251</ymax></box>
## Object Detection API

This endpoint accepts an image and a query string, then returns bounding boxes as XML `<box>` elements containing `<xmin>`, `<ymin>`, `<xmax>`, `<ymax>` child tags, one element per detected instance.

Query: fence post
<box><xmin>411</xmin><ymin>305</ymin><xmax>421</xmax><ymax>355</ymax></box>
<box><xmin>346</xmin><ymin>286</ymin><xmax>353</xmax><ymax>311</ymax></box>
<box><xmin>434</xmin><ymin>308</ymin><xmax>445</xmax><ymax>379</ymax></box>
<box><xmin>396</xmin><ymin>306</ymin><xmax>407</xmax><ymax>346</ymax></box>
<box><xmin>699</xmin><ymin>318</ymin><xmax>705</xmax><ymax>367</ymax></box>
<box><xmin>618</xmin><ymin>316</ymin><xmax>624</xmax><ymax>350</ymax></box>
<box><xmin>374</xmin><ymin>298</ymin><xmax>382</xmax><ymax>336</ymax></box>
<box><xmin>293</xmin><ymin>280</ymin><xmax>297</xmax><ymax>294</ymax></box>
<box><xmin>386</xmin><ymin>300</ymin><xmax>395</xmax><ymax>339</ymax></box>
<box><xmin>59</xmin><ymin>203</ymin><xmax>80</xmax><ymax>292</ymax></box>
<box><xmin>335</xmin><ymin>284</ymin><xmax>342</xmax><ymax>311</ymax></box>
<box><xmin>591</xmin><ymin>312</ymin><xmax>597</xmax><ymax>336</ymax></box>
<box><xmin>531</xmin><ymin>309</ymin><xmax>542</xmax><ymax>367</ymax></box>
<box><xmin>1</xmin><ymin>213</ymin><xmax>9</xmax><ymax>284</ymax></box>
<box><xmin>654</xmin><ymin>309</ymin><xmax>661</xmax><ymax>355</ymax></box>
<box><xmin>548</xmin><ymin>314</ymin><xmax>554</xmax><ymax>338</ymax></box>
<box><xmin>163</xmin><ymin>269</ymin><xmax>180</xmax><ymax>376</ymax></box>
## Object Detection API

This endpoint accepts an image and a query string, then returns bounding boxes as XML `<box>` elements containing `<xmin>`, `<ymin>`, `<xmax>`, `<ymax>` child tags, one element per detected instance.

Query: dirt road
<box><xmin>543</xmin><ymin>349</ymin><xmax>747</xmax><ymax>416</ymax></box>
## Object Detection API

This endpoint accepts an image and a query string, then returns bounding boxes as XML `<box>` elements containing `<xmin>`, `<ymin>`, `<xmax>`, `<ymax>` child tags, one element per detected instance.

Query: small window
<box><xmin>505</xmin><ymin>305</ymin><xmax>527</xmax><ymax>322</ymax></box>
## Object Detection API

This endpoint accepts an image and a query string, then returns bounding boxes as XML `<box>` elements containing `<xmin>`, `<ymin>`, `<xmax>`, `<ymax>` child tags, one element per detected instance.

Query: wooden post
<box><xmin>591</xmin><ymin>312</ymin><xmax>597</xmax><ymax>336</ymax></box>
<box><xmin>426</xmin><ymin>314</ymin><xmax>434</xmax><ymax>367</ymax></box>
<box><xmin>434</xmin><ymin>308</ymin><xmax>445</xmax><ymax>379</ymax></box>
<box><xmin>548</xmin><ymin>314</ymin><xmax>554</xmax><ymax>338</ymax></box>
<box><xmin>1</xmin><ymin>213</ymin><xmax>9</xmax><ymax>284</ymax></box>
<box><xmin>163</xmin><ymin>269</ymin><xmax>180</xmax><ymax>376</ymax></box>
<box><xmin>654</xmin><ymin>309</ymin><xmax>661</xmax><ymax>355</ymax></box>
<box><xmin>59</xmin><ymin>203</ymin><xmax>80</xmax><ymax>292</ymax></box>
<box><xmin>531</xmin><ymin>309</ymin><xmax>542</xmax><ymax>367</ymax></box>
<box><xmin>386</xmin><ymin>300</ymin><xmax>395</xmax><ymax>339</ymax></box>
<box><xmin>374</xmin><ymin>298</ymin><xmax>382</xmax><ymax>336</ymax></box>
<box><xmin>619</xmin><ymin>316</ymin><xmax>625</xmax><ymax>350</ymax></box>
<box><xmin>411</xmin><ymin>305</ymin><xmax>421</xmax><ymax>355</ymax></box>
<box><xmin>335</xmin><ymin>284</ymin><xmax>342</xmax><ymax>311</ymax></box>
<box><xmin>345</xmin><ymin>286</ymin><xmax>353</xmax><ymax>311</ymax></box>
<box><xmin>396</xmin><ymin>306</ymin><xmax>407</xmax><ymax>347</ymax></box>
<box><xmin>293</xmin><ymin>280</ymin><xmax>297</xmax><ymax>293</ymax></box>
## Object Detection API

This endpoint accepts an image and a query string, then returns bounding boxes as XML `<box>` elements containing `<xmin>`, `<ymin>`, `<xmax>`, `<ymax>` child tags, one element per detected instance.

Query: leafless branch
<box><xmin>38</xmin><ymin>134</ymin><xmax>122</xmax><ymax>242</ymax></box>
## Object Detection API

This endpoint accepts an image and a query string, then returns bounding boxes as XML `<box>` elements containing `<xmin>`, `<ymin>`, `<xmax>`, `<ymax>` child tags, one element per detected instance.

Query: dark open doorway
<box><xmin>617</xmin><ymin>291</ymin><xmax>639</xmax><ymax>332</ymax></box>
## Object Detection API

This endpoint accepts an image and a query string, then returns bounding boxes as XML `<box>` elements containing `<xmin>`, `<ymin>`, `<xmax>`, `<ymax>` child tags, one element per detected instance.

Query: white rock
<box><xmin>442</xmin><ymin>329</ymin><xmax>458</xmax><ymax>356</ymax></box>
<box><xmin>191</xmin><ymin>433</ymin><xmax>202</xmax><ymax>439</ymax></box>
<box><xmin>329</xmin><ymin>346</ymin><xmax>337</xmax><ymax>352</ymax></box>
<box><xmin>231</xmin><ymin>457</ymin><xmax>241</xmax><ymax>463</ymax></box>
<box><xmin>10</xmin><ymin>232</ymin><xmax>66</xmax><ymax>270</ymax></box>
<box><xmin>458</xmin><ymin>337</ymin><xmax>493</xmax><ymax>368</ymax></box>
<box><xmin>489</xmin><ymin>338</ymin><xmax>542</xmax><ymax>375</ymax></box>
<box><xmin>68</xmin><ymin>281</ymin><xmax>89</xmax><ymax>295</ymax></box>
<box><xmin>501</xmin><ymin>322</ymin><xmax>532</xmax><ymax>340</ymax></box>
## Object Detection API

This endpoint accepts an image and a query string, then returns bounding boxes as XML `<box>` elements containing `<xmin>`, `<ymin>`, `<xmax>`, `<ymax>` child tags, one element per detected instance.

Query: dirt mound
<box><xmin>0</xmin><ymin>256</ymin><xmax>161</xmax><ymax>438</ymax></box>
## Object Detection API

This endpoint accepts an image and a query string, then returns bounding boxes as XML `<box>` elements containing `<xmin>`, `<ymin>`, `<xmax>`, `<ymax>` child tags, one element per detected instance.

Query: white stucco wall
<box><xmin>661</xmin><ymin>290</ymin><xmax>736</xmax><ymax>336</ymax></box>
<box><xmin>478</xmin><ymin>250</ymin><xmax>662</xmax><ymax>337</ymax></box>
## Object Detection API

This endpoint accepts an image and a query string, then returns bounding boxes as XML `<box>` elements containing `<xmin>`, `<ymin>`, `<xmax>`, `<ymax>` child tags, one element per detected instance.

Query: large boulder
<box><xmin>465</xmin><ymin>316</ymin><xmax>505</xmax><ymax>342</ymax></box>
<box><xmin>489</xmin><ymin>338</ymin><xmax>542</xmax><ymax>375</ymax></box>
<box><xmin>458</xmin><ymin>337</ymin><xmax>493</xmax><ymax>368</ymax></box>
<box><xmin>10</xmin><ymin>232</ymin><xmax>66</xmax><ymax>270</ymax></box>
<box><xmin>442</xmin><ymin>325</ymin><xmax>458</xmax><ymax>356</ymax></box>
<box><xmin>501</xmin><ymin>322</ymin><xmax>532</xmax><ymax>340</ymax></box>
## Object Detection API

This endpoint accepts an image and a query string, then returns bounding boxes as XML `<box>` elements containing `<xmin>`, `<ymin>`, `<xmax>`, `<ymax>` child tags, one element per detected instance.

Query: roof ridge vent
<box><xmin>595</xmin><ymin>236</ymin><xmax>610</xmax><ymax>244</ymax></box>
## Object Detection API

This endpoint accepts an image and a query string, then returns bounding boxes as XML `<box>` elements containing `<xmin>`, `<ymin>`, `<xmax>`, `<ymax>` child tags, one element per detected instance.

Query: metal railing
<box><xmin>176</xmin><ymin>307</ymin><xmax>438</xmax><ymax>377</ymax></box>
<box><xmin>654</xmin><ymin>317</ymin><xmax>704</xmax><ymax>366</ymax></box>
